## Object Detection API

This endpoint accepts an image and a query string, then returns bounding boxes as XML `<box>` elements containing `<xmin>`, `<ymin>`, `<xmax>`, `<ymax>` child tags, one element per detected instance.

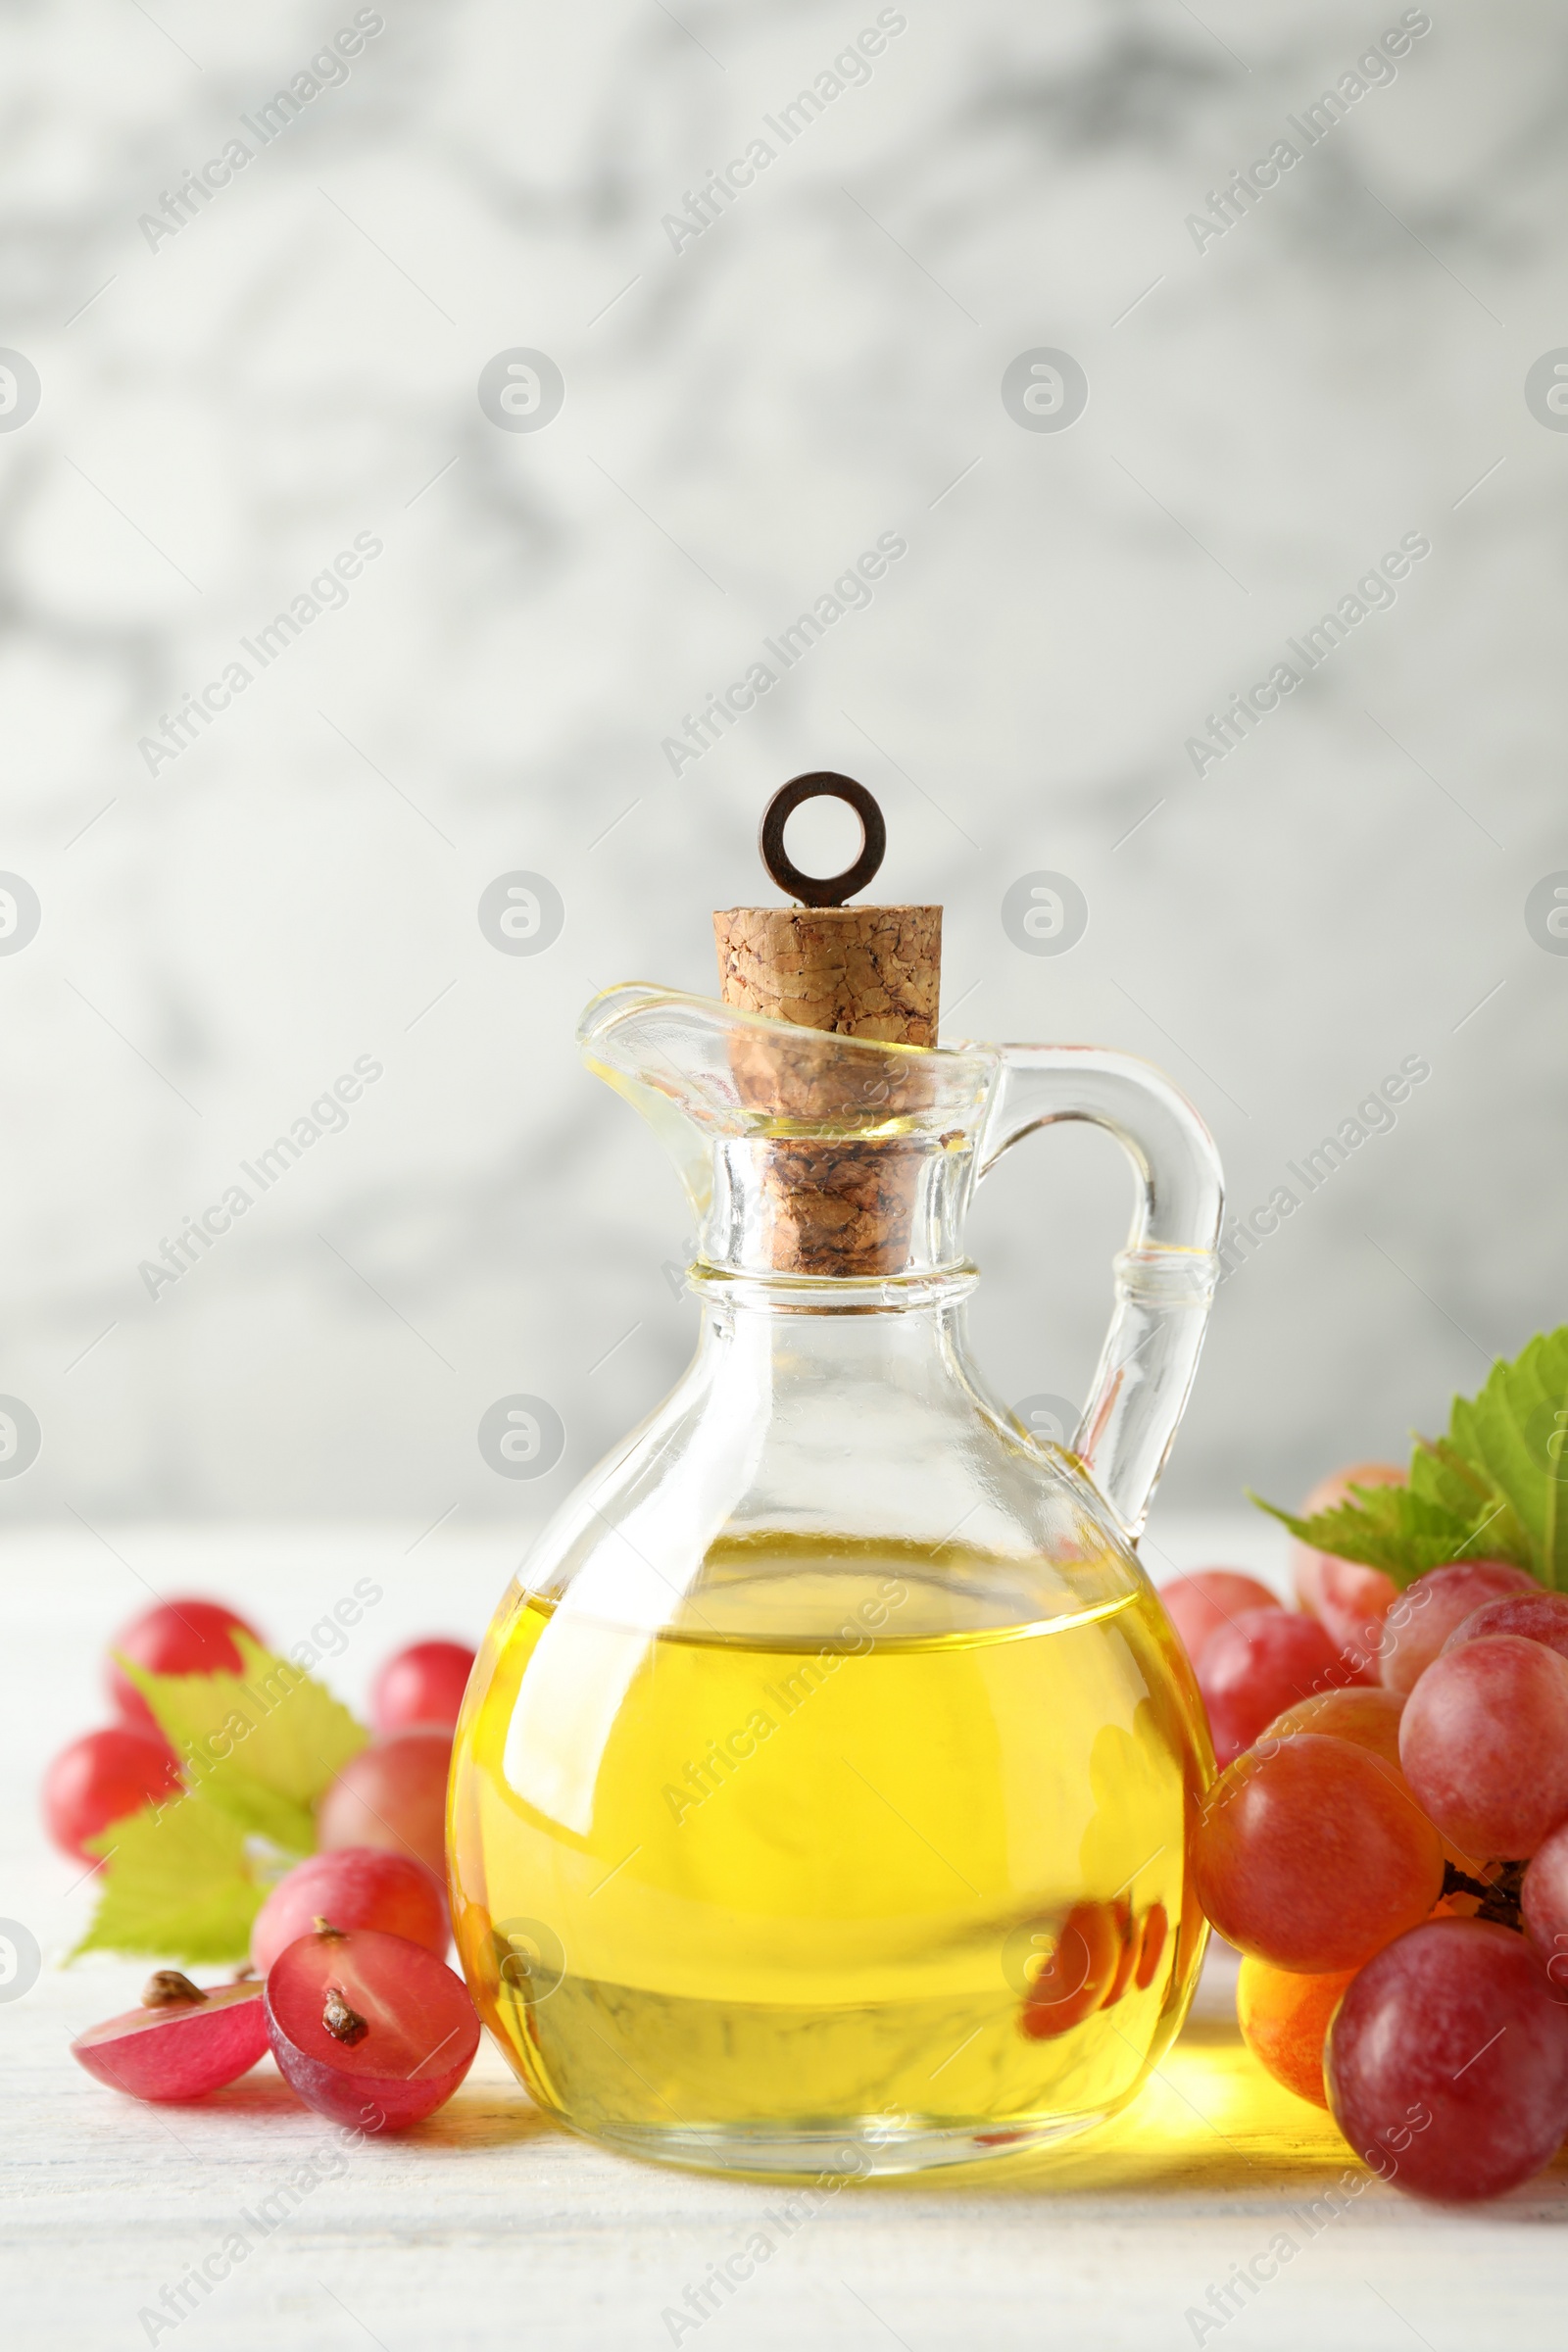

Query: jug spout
<box><xmin>576</xmin><ymin>984</ymin><xmax>996</xmax><ymax>1284</ymax></box>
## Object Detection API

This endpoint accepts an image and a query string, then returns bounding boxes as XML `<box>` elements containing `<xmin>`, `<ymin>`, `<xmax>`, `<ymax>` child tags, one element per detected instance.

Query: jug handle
<box><xmin>973</xmin><ymin>1045</ymin><xmax>1224</xmax><ymax>1543</ymax></box>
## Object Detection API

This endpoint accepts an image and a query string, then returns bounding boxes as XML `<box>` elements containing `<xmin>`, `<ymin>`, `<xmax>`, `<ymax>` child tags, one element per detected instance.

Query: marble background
<box><xmin>0</xmin><ymin>0</ymin><xmax>1563</xmax><ymax>1555</ymax></box>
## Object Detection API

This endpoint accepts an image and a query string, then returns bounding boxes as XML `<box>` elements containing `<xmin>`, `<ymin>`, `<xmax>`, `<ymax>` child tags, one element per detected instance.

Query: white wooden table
<box><xmin>5</xmin><ymin>1520</ymin><xmax>1563</xmax><ymax>2350</ymax></box>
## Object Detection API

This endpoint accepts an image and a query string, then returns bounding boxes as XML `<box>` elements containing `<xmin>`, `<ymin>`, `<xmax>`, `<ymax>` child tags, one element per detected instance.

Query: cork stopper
<box><xmin>712</xmin><ymin>904</ymin><xmax>942</xmax><ymax>1045</ymax></box>
<box><xmin>713</xmin><ymin>775</ymin><xmax>943</xmax><ymax>1277</ymax></box>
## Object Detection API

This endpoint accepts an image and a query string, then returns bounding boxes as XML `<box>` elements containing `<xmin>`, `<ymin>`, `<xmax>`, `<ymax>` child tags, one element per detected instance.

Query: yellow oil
<box><xmin>448</xmin><ymin>1539</ymin><xmax>1211</xmax><ymax>2175</ymax></box>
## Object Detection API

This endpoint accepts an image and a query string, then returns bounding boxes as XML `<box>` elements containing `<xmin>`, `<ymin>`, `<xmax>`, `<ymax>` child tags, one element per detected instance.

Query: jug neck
<box><xmin>699</xmin><ymin>1129</ymin><xmax>978</xmax><ymax>1288</ymax></box>
<box><xmin>577</xmin><ymin>986</ymin><xmax>1000</xmax><ymax>1286</ymax></box>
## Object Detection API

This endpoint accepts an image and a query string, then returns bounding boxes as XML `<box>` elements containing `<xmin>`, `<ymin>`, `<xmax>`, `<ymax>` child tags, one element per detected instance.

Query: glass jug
<box><xmin>449</xmin><ymin>981</ymin><xmax>1222</xmax><ymax>2177</ymax></box>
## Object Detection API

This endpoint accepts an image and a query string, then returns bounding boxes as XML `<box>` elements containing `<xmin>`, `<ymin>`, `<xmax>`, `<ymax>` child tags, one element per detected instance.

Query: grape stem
<box><xmin>1442</xmin><ymin>1858</ymin><xmax>1526</xmax><ymax>1931</ymax></box>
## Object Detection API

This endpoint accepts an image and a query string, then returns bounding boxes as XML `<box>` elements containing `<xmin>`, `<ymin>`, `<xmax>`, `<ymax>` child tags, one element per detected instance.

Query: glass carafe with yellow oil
<box><xmin>449</xmin><ymin>775</ymin><xmax>1222</xmax><ymax>2177</ymax></box>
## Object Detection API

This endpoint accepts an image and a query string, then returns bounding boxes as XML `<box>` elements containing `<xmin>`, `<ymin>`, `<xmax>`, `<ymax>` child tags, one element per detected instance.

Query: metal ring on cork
<box><xmin>760</xmin><ymin>773</ymin><xmax>887</xmax><ymax>908</ymax></box>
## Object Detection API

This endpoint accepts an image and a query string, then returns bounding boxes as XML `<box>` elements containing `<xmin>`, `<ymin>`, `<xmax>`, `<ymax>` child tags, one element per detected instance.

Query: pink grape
<box><xmin>1192</xmin><ymin>1734</ymin><xmax>1444</xmax><ymax>1972</ymax></box>
<box><xmin>317</xmin><ymin>1729</ymin><xmax>451</xmax><ymax>1881</ymax></box>
<box><xmin>1156</xmin><ymin>1570</ymin><xmax>1280</xmax><ymax>1667</ymax></box>
<box><xmin>42</xmin><ymin>1726</ymin><xmax>182</xmax><ymax>1861</ymax></box>
<box><xmin>1198</xmin><ymin>1608</ymin><xmax>1363</xmax><ymax>1769</ymax></box>
<box><xmin>1291</xmin><ymin>1463</ymin><xmax>1404</xmax><ymax>1673</ymax></box>
<box><xmin>72</xmin><ymin>1976</ymin><xmax>267</xmax><ymax>2102</ymax></box>
<box><xmin>1260</xmin><ymin>1686</ymin><xmax>1405</xmax><ymax>1773</ymax></box>
<box><xmin>1378</xmin><ymin>1560</ymin><xmax>1537</xmax><ymax>1697</ymax></box>
<box><xmin>251</xmin><ymin>1847</ymin><xmax>448</xmax><ymax>1977</ymax></box>
<box><xmin>1442</xmin><ymin>1590</ymin><xmax>1568</xmax><ymax>1665</ymax></box>
<box><xmin>108</xmin><ymin>1596</ymin><xmax>261</xmax><ymax>1732</ymax></box>
<box><xmin>1522</xmin><ymin>1817</ymin><xmax>1568</xmax><ymax>1992</ymax></box>
<box><xmin>1400</xmin><ymin>1635</ymin><xmax>1568</xmax><ymax>1859</ymax></box>
<box><xmin>370</xmin><ymin>1640</ymin><xmax>476</xmax><ymax>1736</ymax></box>
<box><xmin>1327</xmin><ymin>1919</ymin><xmax>1568</xmax><ymax>2200</ymax></box>
<box><xmin>265</xmin><ymin>1924</ymin><xmax>479</xmax><ymax>2129</ymax></box>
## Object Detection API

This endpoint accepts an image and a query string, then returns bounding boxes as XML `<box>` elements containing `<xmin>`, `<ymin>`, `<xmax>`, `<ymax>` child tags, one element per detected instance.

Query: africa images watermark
<box><xmin>136</xmin><ymin>1054</ymin><xmax>383</xmax><ymax>1300</ymax></box>
<box><xmin>1217</xmin><ymin>1054</ymin><xmax>1431</xmax><ymax>1282</ymax></box>
<box><xmin>137</xmin><ymin>11</ymin><xmax>387</xmax><ymax>253</ymax></box>
<box><xmin>138</xmin><ymin>1592</ymin><xmax>383</xmax><ymax>1805</ymax></box>
<box><xmin>662</xmin><ymin>1575</ymin><xmax>909</xmax><ymax>1826</ymax></box>
<box><xmin>661</xmin><ymin>9</ymin><xmax>908</xmax><ymax>254</ymax></box>
<box><xmin>1184</xmin><ymin>2109</ymin><xmax>1432</xmax><ymax>2344</ymax></box>
<box><xmin>661</xmin><ymin>528</ymin><xmax>907</xmax><ymax>775</ymax></box>
<box><xmin>137</xmin><ymin>2105</ymin><xmax>387</xmax><ymax>2343</ymax></box>
<box><xmin>1184</xmin><ymin>531</ymin><xmax>1430</xmax><ymax>779</ymax></box>
<box><xmin>1185</xmin><ymin>10</ymin><xmax>1433</xmax><ymax>256</ymax></box>
<box><xmin>137</xmin><ymin>533</ymin><xmax>384</xmax><ymax>776</ymax></box>
<box><xmin>661</xmin><ymin>2141</ymin><xmax>875</xmax><ymax>2343</ymax></box>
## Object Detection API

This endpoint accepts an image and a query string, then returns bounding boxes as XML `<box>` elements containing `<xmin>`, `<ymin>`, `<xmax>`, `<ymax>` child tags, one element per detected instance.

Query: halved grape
<box><xmin>1193</xmin><ymin>1734</ymin><xmax>1444</xmax><ymax>1972</ymax></box>
<box><xmin>265</xmin><ymin>1924</ymin><xmax>479</xmax><ymax>2129</ymax></box>
<box><xmin>370</xmin><ymin>1641</ymin><xmax>476</xmax><ymax>1736</ymax></box>
<box><xmin>72</xmin><ymin>1976</ymin><xmax>267</xmax><ymax>2101</ymax></box>
<box><xmin>108</xmin><ymin>1597</ymin><xmax>262</xmax><ymax>1731</ymax></box>
<box><xmin>1199</xmin><ymin>1608</ymin><xmax>1363</xmax><ymax>1769</ymax></box>
<box><xmin>1400</xmin><ymin>1635</ymin><xmax>1568</xmax><ymax>1860</ymax></box>
<box><xmin>1442</xmin><ymin>1590</ymin><xmax>1568</xmax><ymax>1665</ymax></box>
<box><xmin>1378</xmin><ymin>1560</ymin><xmax>1537</xmax><ymax>1697</ymax></box>
<box><xmin>1237</xmin><ymin>1954</ymin><xmax>1356</xmax><ymax>2108</ymax></box>
<box><xmin>251</xmin><ymin>1847</ymin><xmax>448</xmax><ymax>1977</ymax></box>
<box><xmin>1155</xmin><ymin>1570</ymin><xmax>1280</xmax><ymax>1667</ymax></box>
<box><xmin>42</xmin><ymin>1726</ymin><xmax>182</xmax><ymax>1861</ymax></box>
<box><xmin>316</xmin><ymin>1728</ymin><xmax>451</xmax><ymax>1881</ymax></box>
<box><xmin>1327</xmin><ymin>1919</ymin><xmax>1568</xmax><ymax>2200</ymax></box>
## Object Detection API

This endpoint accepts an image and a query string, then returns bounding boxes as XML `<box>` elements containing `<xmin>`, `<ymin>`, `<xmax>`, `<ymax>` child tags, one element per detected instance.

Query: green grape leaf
<box><xmin>1250</xmin><ymin>1321</ymin><xmax>1568</xmax><ymax>1588</ymax></box>
<box><xmin>1248</xmin><ymin>1483</ymin><xmax>1512</xmax><ymax>1587</ymax></box>
<box><xmin>1446</xmin><ymin>1329</ymin><xmax>1568</xmax><ymax>1589</ymax></box>
<box><xmin>117</xmin><ymin>1634</ymin><xmax>368</xmax><ymax>1854</ymax></box>
<box><xmin>1408</xmin><ymin>1435</ymin><xmax>1489</xmax><ymax>1515</ymax></box>
<box><xmin>72</xmin><ymin>1785</ymin><xmax>268</xmax><ymax>1965</ymax></box>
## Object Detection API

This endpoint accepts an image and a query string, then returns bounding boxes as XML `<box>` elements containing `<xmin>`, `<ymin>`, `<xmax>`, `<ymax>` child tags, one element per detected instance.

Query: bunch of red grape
<box><xmin>1161</xmin><ymin>1464</ymin><xmax>1568</xmax><ymax>2202</ymax></box>
<box><xmin>48</xmin><ymin>1596</ymin><xmax>483</xmax><ymax>2130</ymax></box>
<box><xmin>42</xmin><ymin>1597</ymin><xmax>473</xmax><ymax>1871</ymax></box>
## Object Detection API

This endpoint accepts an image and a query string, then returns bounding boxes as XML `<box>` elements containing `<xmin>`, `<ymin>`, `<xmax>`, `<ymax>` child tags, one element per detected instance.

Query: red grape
<box><xmin>1101</xmin><ymin>1900</ymin><xmax>1140</xmax><ymax>2008</ymax></box>
<box><xmin>1378</xmin><ymin>1560</ymin><xmax>1537</xmax><ymax>1697</ymax></box>
<box><xmin>1522</xmin><ymin>1817</ymin><xmax>1568</xmax><ymax>1992</ymax></box>
<box><xmin>1291</xmin><ymin>1462</ymin><xmax>1404</xmax><ymax>1672</ymax></box>
<box><xmin>252</xmin><ymin>1847</ymin><xmax>448</xmax><ymax>1977</ymax></box>
<box><xmin>42</xmin><ymin>1726</ymin><xmax>182</xmax><ymax>1861</ymax></box>
<box><xmin>108</xmin><ymin>1596</ymin><xmax>261</xmax><ymax>1731</ymax></box>
<box><xmin>1018</xmin><ymin>1900</ymin><xmax>1120</xmax><ymax>2040</ymax></box>
<box><xmin>72</xmin><ymin>1975</ymin><xmax>267</xmax><ymax>2101</ymax></box>
<box><xmin>370</xmin><ymin>1640</ymin><xmax>476</xmax><ymax>1736</ymax></box>
<box><xmin>1260</xmin><ymin>1686</ymin><xmax>1405</xmax><ymax>1772</ymax></box>
<box><xmin>265</xmin><ymin>1923</ymin><xmax>479</xmax><ymax>2129</ymax></box>
<box><xmin>1442</xmin><ymin>1590</ymin><xmax>1568</xmax><ymax>1665</ymax></box>
<box><xmin>1198</xmin><ymin>1608</ymin><xmax>1363</xmax><ymax>1768</ymax></box>
<box><xmin>1155</xmin><ymin>1570</ymin><xmax>1280</xmax><ymax>1667</ymax></box>
<box><xmin>1193</xmin><ymin>1734</ymin><xmax>1444</xmax><ymax>1972</ymax></box>
<box><xmin>1327</xmin><ymin>1918</ymin><xmax>1568</xmax><ymax>2200</ymax></box>
<box><xmin>1237</xmin><ymin>1954</ymin><xmax>1356</xmax><ymax>2108</ymax></box>
<box><xmin>316</xmin><ymin>1729</ymin><xmax>451</xmax><ymax>1881</ymax></box>
<box><xmin>1134</xmin><ymin>1901</ymin><xmax>1168</xmax><ymax>1991</ymax></box>
<box><xmin>1307</xmin><ymin>1557</ymin><xmax>1401</xmax><ymax>1679</ymax></box>
<box><xmin>1400</xmin><ymin>1636</ymin><xmax>1568</xmax><ymax>1859</ymax></box>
